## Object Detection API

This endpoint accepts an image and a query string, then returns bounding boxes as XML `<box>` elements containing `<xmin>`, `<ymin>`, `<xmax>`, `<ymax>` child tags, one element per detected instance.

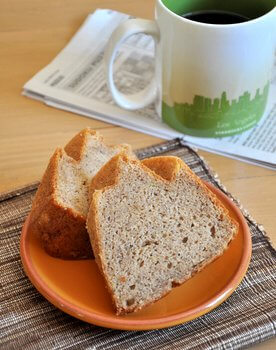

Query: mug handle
<box><xmin>104</xmin><ymin>19</ymin><xmax>160</xmax><ymax>110</ymax></box>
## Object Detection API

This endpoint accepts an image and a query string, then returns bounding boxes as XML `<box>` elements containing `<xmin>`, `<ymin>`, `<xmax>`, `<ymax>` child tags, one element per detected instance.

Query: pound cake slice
<box><xmin>86</xmin><ymin>154</ymin><xmax>238</xmax><ymax>315</ymax></box>
<box><xmin>29</xmin><ymin>128</ymin><xmax>133</xmax><ymax>259</ymax></box>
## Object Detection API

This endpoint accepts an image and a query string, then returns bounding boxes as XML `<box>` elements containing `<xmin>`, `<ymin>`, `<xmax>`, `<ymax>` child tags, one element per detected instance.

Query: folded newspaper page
<box><xmin>23</xmin><ymin>9</ymin><xmax>276</xmax><ymax>169</ymax></box>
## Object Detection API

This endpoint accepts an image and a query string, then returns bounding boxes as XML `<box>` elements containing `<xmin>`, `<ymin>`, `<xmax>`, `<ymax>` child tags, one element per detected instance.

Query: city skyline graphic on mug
<box><xmin>163</xmin><ymin>82</ymin><xmax>269</xmax><ymax>136</ymax></box>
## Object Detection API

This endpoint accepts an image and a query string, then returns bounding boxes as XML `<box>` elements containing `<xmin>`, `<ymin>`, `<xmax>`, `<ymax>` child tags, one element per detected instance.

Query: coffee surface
<box><xmin>182</xmin><ymin>10</ymin><xmax>249</xmax><ymax>24</ymax></box>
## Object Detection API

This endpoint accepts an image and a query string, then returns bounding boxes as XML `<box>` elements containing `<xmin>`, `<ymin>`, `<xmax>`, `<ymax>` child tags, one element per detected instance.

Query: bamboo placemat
<box><xmin>1</xmin><ymin>139</ymin><xmax>275</xmax><ymax>350</ymax></box>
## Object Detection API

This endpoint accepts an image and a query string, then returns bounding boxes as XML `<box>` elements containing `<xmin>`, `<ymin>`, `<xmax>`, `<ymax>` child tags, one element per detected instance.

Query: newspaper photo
<box><xmin>23</xmin><ymin>9</ymin><xmax>276</xmax><ymax>169</ymax></box>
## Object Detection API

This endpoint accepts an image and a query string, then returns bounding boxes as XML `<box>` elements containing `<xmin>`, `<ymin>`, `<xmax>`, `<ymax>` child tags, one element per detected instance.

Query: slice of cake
<box><xmin>29</xmin><ymin>128</ymin><xmax>132</xmax><ymax>259</ymax></box>
<box><xmin>86</xmin><ymin>154</ymin><xmax>238</xmax><ymax>315</ymax></box>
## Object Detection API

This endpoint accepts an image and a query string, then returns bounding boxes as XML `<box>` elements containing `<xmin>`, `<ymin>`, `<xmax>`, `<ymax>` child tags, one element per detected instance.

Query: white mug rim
<box><xmin>157</xmin><ymin>0</ymin><xmax>276</xmax><ymax>28</ymax></box>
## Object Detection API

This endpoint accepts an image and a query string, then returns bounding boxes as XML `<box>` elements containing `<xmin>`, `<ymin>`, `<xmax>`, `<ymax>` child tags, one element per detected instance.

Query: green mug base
<box><xmin>163</xmin><ymin>106</ymin><xmax>261</xmax><ymax>137</ymax></box>
<box><xmin>162</xmin><ymin>83</ymin><xmax>269</xmax><ymax>138</ymax></box>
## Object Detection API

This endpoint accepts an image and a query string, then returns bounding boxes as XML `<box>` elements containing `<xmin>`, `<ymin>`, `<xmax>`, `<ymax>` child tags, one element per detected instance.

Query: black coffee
<box><xmin>182</xmin><ymin>10</ymin><xmax>249</xmax><ymax>24</ymax></box>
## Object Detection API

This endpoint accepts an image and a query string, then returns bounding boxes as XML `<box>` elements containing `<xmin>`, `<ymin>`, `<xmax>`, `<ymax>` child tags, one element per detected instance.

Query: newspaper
<box><xmin>23</xmin><ymin>9</ymin><xmax>276</xmax><ymax>170</ymax></box>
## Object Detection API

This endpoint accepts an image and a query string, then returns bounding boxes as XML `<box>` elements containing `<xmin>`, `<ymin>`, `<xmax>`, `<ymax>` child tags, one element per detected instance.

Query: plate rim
<box><xmin>20</xmin><ymin>181</ymin><xmax>252</xmax><ymax>330</ymax></box>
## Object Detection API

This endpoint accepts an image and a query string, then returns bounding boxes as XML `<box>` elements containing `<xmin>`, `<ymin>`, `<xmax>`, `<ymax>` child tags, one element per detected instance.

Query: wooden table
<box><xmin>0</xmin><ymin>1</ymin><xmax>275</xmax><ymax>348</ymax></box>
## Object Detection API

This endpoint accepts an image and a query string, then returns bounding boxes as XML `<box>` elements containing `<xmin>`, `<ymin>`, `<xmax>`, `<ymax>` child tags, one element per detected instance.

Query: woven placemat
<box><xmin>0</xmin><ymin>139</ymin><xmax>275</xmax><ymax>350</ymax></box>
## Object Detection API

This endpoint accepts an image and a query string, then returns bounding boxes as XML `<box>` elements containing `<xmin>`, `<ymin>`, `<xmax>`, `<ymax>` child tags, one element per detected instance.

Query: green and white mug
<box><xmin>105</xmin><ymin>0</ymin><xmax>276</xmax><ymax>137</ymax></box>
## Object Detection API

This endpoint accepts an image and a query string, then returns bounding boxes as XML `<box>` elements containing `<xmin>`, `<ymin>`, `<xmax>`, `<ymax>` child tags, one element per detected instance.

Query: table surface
<box><xmin>1</xmin><ymin>1</ymin><xmax>275</xmax><ymax>348</ymax></box>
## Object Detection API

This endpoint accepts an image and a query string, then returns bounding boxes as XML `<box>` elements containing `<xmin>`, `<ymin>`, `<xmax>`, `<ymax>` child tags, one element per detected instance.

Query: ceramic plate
<box><xmin>20</xmin><ymin>182</ymin><xmax>251</xmax><ymax>330</ymax></box>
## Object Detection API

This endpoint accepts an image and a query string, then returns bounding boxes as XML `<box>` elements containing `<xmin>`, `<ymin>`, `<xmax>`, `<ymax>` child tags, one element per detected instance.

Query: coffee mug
<box><xmin>105</xmin><ymin>0</ymin><xmax>276</xmax><ymax>137</ymax></box>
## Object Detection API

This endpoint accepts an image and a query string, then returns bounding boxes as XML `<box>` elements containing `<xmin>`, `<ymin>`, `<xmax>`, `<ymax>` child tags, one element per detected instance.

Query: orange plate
<box><xmin>20</xmin><ymin>182</ymin><xmax>251</xmax><ymax>330</ymax></box>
